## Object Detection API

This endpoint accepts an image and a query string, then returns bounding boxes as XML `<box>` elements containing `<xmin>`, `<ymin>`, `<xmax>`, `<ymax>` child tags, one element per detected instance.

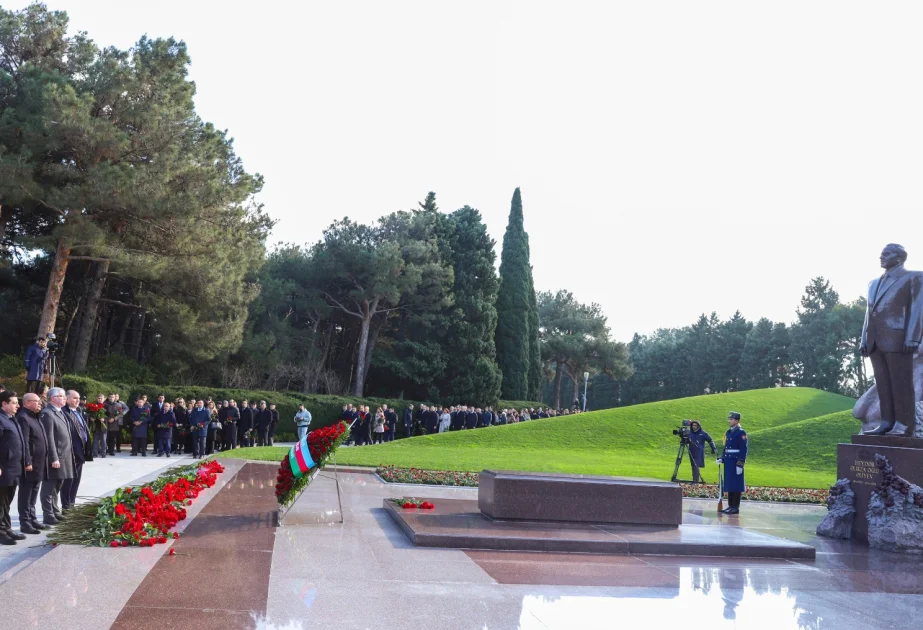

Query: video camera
<box><xmin>46</xmin><ymin>333</ymin><xmax>60</xmax><ymax>353</ymax></box>
<box><xmin>672</xmin><ymin>419</ymin><xmax>692</xmax><ymax>444</ymax></box>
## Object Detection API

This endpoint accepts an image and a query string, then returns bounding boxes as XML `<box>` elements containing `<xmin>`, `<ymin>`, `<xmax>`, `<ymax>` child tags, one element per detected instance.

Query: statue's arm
<box><xmin>905</xmin><ymin>273</ymin><xmax>923</xmax><ymax>349</ymax></box>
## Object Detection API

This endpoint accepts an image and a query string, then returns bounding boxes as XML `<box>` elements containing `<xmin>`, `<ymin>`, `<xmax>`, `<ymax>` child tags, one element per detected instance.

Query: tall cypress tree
<box><xmin>527</xmin><ymin>272</ymin><xmax>542</xmax><ymax>400</ymax></box>
<box><xmin>495</xmin><ymin>187</ymin><xmax>535</xmax><ymax>400</ymax></box>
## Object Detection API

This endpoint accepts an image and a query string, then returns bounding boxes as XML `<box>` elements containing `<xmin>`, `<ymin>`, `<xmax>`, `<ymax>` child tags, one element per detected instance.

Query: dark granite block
<box><xmin>837</xmin><ymin>442</ymin><xmax>923</xmax><ymax>541</ymax></box>
<box><xmin>851</xmin><ymin>434</ymin><xmax>923</xmax><ymax>450</ymax></box>
<box><xmin>478</xmin><ymin>470</ymin><xmax>682</xmax><ymax>526</ymax></box>
<box><xmin>384</xmin><ymin>498</ymin><xmax>815</xmax><ymax>559</ymax></box>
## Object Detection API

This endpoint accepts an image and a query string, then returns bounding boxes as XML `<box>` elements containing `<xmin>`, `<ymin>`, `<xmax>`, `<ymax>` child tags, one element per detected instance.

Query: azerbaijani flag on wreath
<box><xmin>288</xmin><ymin>436</ymin><xmax>316</xmax><ymax>479</ymax></box>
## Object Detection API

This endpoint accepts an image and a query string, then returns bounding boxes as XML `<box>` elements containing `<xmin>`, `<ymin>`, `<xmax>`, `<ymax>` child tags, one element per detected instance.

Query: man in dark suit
<box><xmin>151</xmin><ymin>394</ymin><xmax>166</xmax><ymax>417</ymax></box>
<box><xmin>465</xmin><ymin>407</ymin><xmax>478</xmax><ymax>430</ymax></box>
<box><xmin>224</xmin><ymin>400</ymin><xmax>240</xmax><ymax>450</ymax></box>
<box><xmin>402</xmin><ymin>405</ymin><xmax>414</xmax><ymax>438</ymax></box>
<box><xmin>16</xmin><ymin>392</ymin><xmax>48</xmax><ymax>534</ymax></box>
<box><xmin>268</xmin><ymin>403</ymin><xmax>279</xmax><ymax>446</ymax></box>
<box><xmin>40</xmin><ymin>387</ymin><xmax>73</xmax><ymax>525</ymax></box>
<box><xmin>256</xmin><ymin>401</ymin><xmax>272</xmax><ymax>447</ymax></box>
<box><xmin>0</xmin><ymin>391</ymin><xmax>27</xmax><ymax>544</ymax></box>
<box><xmin>238</xmin><ymin>399</ymin><xmax>253</xmax><ymax>448</ymax></box>
<box><xmin>61</xmin><ymin>390</ymin><xmax>90</xmax><ymax>511</ymax></box>
<box><xmin>861</xmin><ymin>244</ymin><xmax>923</xmax><ymax>435</ymax></box>
<box><xmin>383</xmin><ymin>405</ymin><xmax>397</xmax><ymax>442</ymax></box>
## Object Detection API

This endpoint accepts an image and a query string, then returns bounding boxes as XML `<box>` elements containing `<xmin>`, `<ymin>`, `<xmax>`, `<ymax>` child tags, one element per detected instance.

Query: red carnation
<box><xmin>110</xmin><ymin>541</ymin><xmax>119</xmax><ymax>548</ymax></box>
<box><xmin>169</xmin><ymin>548</ymin><xmax>176</xmax><ymax>556</ymax></box>
<box><xmin>402</xmin><ymin>502</ymin><xmax>415</xmax><ymax>509</ymax></box>
<box><xmin>121</xmin><ymin>541</ymin><xmax>129</xmax><ymax>547</ymax></box>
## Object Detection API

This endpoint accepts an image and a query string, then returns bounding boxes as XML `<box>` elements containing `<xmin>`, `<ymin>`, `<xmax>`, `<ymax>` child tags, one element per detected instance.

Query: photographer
<box><xmin>688</xmin><ymin>421</ymin><xmax>717</xmax><ymax>483</ymax></box>
<box><xmin>24</xmin><ymin>337</ymin><xmax>48</xmax><ymax>394</ymax></box>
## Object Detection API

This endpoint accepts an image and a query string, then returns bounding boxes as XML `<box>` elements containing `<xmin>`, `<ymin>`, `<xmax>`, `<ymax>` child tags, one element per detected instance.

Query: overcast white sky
<box><xmin>16</xmin><ymin>1</ymin><xmax>923</xmax><ymax>341</ymax></box>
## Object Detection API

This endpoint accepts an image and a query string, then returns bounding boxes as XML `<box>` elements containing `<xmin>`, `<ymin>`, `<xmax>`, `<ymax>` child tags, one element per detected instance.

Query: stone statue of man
<box><xmin>859</xmin><ymin>244</ymin><xmax>923</xmax><ymax>436</ymax></box>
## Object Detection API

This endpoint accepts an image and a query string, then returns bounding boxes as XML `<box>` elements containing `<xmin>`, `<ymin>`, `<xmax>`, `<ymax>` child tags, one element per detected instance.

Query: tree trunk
<box><xmin>351</xmin><ymin>299</ymin><xmax>378</xmax><ymax>397</ymax></box>
<box><xmin>61</xmin><ymin>295</ymin><xmax>83</xmax><ymax>370</ymax></box>
<box><xmin>135</xmin><ymin>310</ymin><xmax>147</xmax><ymax>362</ymax></box>
<box><xmin>572</xmin><ymin>374</ymin><xmax>581</xmax><ymax>409</ymax></box>
<box><xmin>37</xmin><ymin>240</ymin><xmax>72</xmax><ymax>338</ymax></box>
<box><xmin>0</xmin><ymin>204</ymin><xmax>10</xmax><ymax>254</ymax></box>
<box><xmin>552</xmin><ymin>360</ymin><xmax>563</xmax><ymax>409</ymax></box>
<box><xmin>363</xmin><ymin>315</ymin><xmax>383</xmax><ymax>389</ymax></box>
<box><xmin>73</xmin><ymin>259</ymin><xmax>110</xmax><ymax>372</ymax></box>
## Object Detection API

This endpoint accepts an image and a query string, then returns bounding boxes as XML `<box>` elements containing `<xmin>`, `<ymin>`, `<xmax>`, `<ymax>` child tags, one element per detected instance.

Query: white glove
<box><xmin>716</xmin><ymin>459</ymin><xmax>722</xmax><ymax>465</ymax></box>
<box><xmin>736</xmin><ymin>466</ymin><xmax>743</xmax><ymax>475</ymax></box>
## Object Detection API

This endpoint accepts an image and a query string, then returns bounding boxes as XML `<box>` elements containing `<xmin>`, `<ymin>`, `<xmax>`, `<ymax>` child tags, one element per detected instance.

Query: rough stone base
<box><xmin>816</xmin><ymin>478</ymin><xmax>856</xmax><ymax>539</ymax></box>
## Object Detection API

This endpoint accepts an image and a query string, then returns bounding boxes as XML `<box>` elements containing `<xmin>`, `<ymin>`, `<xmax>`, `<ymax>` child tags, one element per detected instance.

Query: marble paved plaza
<box><xmin>0</xmin><ymin>459</ymin><xmax>921</xmax><ymax>629</ymax></box>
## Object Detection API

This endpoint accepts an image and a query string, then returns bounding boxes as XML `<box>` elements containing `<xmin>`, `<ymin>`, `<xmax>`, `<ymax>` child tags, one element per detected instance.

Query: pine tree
<box><xmin>495</xmin><ymin>188</ymin><xmax>533</xmax><ymax>400</ymax></box>
<box><xmin>527</xmin><ymin>272</ymin><xmax>542</xmax><ymax>401</ymax></box>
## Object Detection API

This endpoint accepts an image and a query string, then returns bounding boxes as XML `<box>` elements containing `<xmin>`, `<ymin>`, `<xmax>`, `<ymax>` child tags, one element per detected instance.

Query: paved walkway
<box><xmin>1</xmin><ymin>461</ymin><xmax>921</xmax><ymax>629</ymax></box>
<box><xmin>0</xmin><ymin>450</ymin><xmax>202</xmax><ymax>584</ymax></box>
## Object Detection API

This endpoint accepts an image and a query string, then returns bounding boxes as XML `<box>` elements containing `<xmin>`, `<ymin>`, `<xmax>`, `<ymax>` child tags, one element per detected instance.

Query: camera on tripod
<box><xmin>672</xmin><ymin>419</ymin><xmax>692</xmax><ymax>444</ymax></box>
<box><xmin>46</xmin><ymin>333</ymin><xmax>60</xmax><ymax>353</ymax></box>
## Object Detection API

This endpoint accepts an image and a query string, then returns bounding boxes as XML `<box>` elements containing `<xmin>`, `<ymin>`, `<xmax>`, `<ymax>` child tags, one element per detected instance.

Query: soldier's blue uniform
<box><xmin>719</xmin><ymin>411</ymin><xmax>748</xmax><ymax>514</ymax></box>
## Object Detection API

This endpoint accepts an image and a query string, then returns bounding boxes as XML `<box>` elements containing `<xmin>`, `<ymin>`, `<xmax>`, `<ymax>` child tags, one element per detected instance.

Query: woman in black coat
<box><xmin>16</xmin><ymin>397</ymin><xmax>48</xmax><ymax>533</ymax></box>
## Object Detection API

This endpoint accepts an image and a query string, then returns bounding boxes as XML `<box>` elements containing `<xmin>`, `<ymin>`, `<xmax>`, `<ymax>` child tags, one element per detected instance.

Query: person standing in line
<box><xmin>216</xmin><ymin>401</ymin><xmax>229</xmax><ymax>451</ymax></box>
<box><xmin>268</xmin><ymin>403</ymin><xmax>279</xmax><ymax>446</ymax></box>
<box><xmin>127</xmin><ymin>398</ymin><xmax>150</xmax><ymax>456</ymax></box>
<box><xmin>382</xmin><ymin>405</ymin><xmax>396</xmax><ymax>442</ymax></box>
<box><xmin>15</xmin><ymin>392</ymin><xmax>48</xmax><ymax>534</ymax></box>
<box><xmin>61</xmin><ymin>390</ymin><xmax>89</xmax><ymax>511</ymax></box>
<box><xmin>24</xmin><ymin>337</ymin><xmax>48</xmax><ymax>394</ymax></box>
<box><xmin>111</xmin><ymin>393</ymin><xmax>128</xmax><ymax>453</ymax></box>
<box><xmin>718</xmin><ymin>411</ymin><xmax>748</xmax><ymax>515</ymax></box>
<box><xmin>0</xmin><ymin>391</ymin><xmax>27</xmax><ymax>544</ymax></box>
<box><xmin>89</xmin><ymin>394</ymin><xmax>108</xmax><ymax>458</ymax></box>
<box><xmin>402</xmin><ymin>405</ymin><xmax>414</xmax><ymax>439</ymax></box>
<box><xmin>256</xmin><ymin>401</ymin><xmax>271</xmax><ymax>447</ymax></box>
<box><xmin>224</xmin><ymin>400</ymin><xmax>239</xmax><ymax>450</ymax></box>
<box><xmin>438</xmin><ymin>407</ymin><xmax>451</xmax><ymax>433</ymax></box>
<box><xmin>154</xmin><ymin>402</ymin><xmax>175</xmax><ymax>457</ymax></box>
<box><xmin>295</xmin><ymin>405</ymin><xmax>312</xmax><ymax>442</ymax></box>
<box><xmin>372</xmin><ymin>408</ymin><xmax>385</xmax><ymax>444</ymax></box>
<box><xmin>173</xmin><ymin>398</ymin><xmax>188</xmax><ymax>454</ymax></box>
<box><xmin>189</xmin><ymin>400</ymin><xmax>210</xmax><ymax>458</ymax></box>
<box><xmin>39</xmin><ymin>387</ymin><xmax>72</xmax><ymax>525</ymax></box>
<box><xmin>205</xmin><ymin>401</ymin><xmax>219</xmax><ymax>455</ymax></box>
<box><xmin>238</xmin><ymin>399</ymin><xmax>253</xmax><ymax>448</ymax></box>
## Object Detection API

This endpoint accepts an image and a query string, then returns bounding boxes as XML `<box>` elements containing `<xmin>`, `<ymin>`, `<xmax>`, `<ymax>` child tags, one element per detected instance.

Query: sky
<box><xmin>14</xmin><ymin>1</ymin><xmax>923</xmax><ymax>341</ymax></box>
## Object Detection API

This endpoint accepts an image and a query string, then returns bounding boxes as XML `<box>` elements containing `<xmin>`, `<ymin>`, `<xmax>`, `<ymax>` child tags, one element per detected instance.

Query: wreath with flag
<box><xmin>275</xmin><ymin>421</ymin><xmax>350</xmax><ymax>507</ymax></box>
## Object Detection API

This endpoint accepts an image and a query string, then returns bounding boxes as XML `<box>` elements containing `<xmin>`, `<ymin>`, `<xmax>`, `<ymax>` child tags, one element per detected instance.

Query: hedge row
<box><xmin>0</xmin><ymin>371</ymin><xmax>544</xmax><ymax>443</ymax></box>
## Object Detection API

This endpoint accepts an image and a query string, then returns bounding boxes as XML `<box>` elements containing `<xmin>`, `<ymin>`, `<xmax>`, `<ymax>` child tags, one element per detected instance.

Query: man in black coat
<box><xmin>465</xmin><ymin>408</ymin><xmax>478</xmax><ymax>430</ymax></box>
<box><xmin>256</xmin><ymin>401</ymin><xmax>272</xmax><ymax>447</ymax></box>
<box><xmin>268</xmin><ymin>403</ymin><xmax>279</xmax><ymax>446</ymax></box>
<box><xmin>61</xmin><ymin>390</ymin><xmax>90</xmax><ymax>511</ymax></box>
<box><xmin>238</xmin><ymin>399</ymin><xmax>252</xmax><ymax>448</ymax></box>
<box><xmin>224</xmin><ymin>400</ymin><xmax>240</xmax><ymax>450</ymax></box>
<box><xmin>0</xmin><ymin>391</ymin><xmax>27</xmax><ymax>544</ymax></box>
<box><xmin>450</xmin><ymin>406</ymin><xmax>463</xmax><ymax>431</ymax></box>
<box><xmin>15</xmin><ymin>392</ymin><xmax>48</xmax><ymax>534</ymax></box>
<box><xmin>383</xmin><ymin>405</ymin><xmax>397</xmax><ymax>442</ymax></box>
<box><xmin>40</xmin><ymin>387</ymin><xmax>73</xmax><ymax>525</ymax></box>
<box><xmin>402</xmin><ymin>405</ymin><xmax>414</xmax><ymax>439</ymax></box>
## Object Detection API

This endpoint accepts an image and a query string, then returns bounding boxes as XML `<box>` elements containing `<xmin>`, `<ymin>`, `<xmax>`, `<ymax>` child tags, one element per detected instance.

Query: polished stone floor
<box><xmin>1</xmin><ymin>461</ymin><xmax>920</xmax><ymax>629</ymax></box>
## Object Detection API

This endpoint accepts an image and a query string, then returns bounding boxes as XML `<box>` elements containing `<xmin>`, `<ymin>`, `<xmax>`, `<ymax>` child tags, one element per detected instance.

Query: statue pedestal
<box><xmin>837</xmin><ymin>435</ymin><xmax>923</xmax><ymax>541</ymax></box>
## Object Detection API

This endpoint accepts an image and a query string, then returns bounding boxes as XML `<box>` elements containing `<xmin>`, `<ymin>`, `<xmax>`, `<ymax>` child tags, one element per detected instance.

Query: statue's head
<box><xmin>880</xmin><ymin>243</ymin><xmax>907</xmax><ymax>270</ymax></box>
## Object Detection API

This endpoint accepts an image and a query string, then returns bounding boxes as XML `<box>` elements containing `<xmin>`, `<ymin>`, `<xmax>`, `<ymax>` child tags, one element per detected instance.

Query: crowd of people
<box><xmin>341</xmin><ymin>402</ymin><xmax>585</xmax><ymax>445</ymax></box>
<box><xmin>0</xmin><ymin>385</ymin><xmax>313</xmax><ymax>544</ymax></box>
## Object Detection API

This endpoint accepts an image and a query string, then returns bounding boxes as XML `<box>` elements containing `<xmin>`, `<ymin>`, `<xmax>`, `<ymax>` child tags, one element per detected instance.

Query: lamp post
<box><xmin>583</xmin><ymin>371</ymin><xmax>589</xmax><ymax>412</ymax></box>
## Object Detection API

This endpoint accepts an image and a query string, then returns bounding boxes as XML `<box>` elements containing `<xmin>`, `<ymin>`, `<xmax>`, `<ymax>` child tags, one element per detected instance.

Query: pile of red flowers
<box><xmin>276</xmin><ymin>421</ymin><xmax>350</xmax><ymax>507</ymax></box>
<box><xmin>394</xmin><ymin>498</ymin><xmax>434</xmax><ymax>509</ymax></box>
<box><xmin>107</xmin><ymin>460</ymin><xmax>224</xmax><ymax>547</ymax></box>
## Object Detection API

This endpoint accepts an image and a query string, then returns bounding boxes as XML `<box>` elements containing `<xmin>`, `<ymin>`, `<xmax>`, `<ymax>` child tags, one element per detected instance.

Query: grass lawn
<box><xmin>225</xmin><ymin>387</ymin><xmax>858</xmax><ymax>489</ymax></box>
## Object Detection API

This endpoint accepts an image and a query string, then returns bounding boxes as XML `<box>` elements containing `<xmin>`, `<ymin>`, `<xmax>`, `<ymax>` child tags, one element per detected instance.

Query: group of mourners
<box><xmin>89</xmin><ymin>394</ymin><xmax>305</xmax><ymax>459</ymax></box>
<box><xmin>342</xmin><ymin>403</ymin><xmax>584</xmax><ymax>445</ymax></box>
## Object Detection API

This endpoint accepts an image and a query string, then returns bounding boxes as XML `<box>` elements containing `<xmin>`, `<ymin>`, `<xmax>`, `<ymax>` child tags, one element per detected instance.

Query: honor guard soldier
<box><xmin>718</xmin><ymin>411</ymin><xmax>747</xmax><ymax>515</ymax></box>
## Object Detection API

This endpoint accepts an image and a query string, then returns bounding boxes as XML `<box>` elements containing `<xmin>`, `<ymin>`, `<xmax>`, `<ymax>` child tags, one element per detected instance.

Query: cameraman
<box><xmin>687</xmin><ymin>421</ymin><xmax>716</xmax><ymax>483</ymax></box>
<box><xmin>24</xmin><ymin>337</ymin><xmax>48</xmax><ymax>394</ymax></box>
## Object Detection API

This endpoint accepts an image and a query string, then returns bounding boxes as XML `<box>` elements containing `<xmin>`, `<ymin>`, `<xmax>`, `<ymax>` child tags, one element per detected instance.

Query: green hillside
<box><xmin>324</xmin><ymin>387</ymin><xmax>857</xmax><ymax>489</ymax></box>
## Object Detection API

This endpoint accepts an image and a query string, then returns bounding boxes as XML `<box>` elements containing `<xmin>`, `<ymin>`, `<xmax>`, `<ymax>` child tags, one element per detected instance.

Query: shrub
<box><xmin>0</xmin><ymin>354</ymin><xmax>22</xmax><ymax>379</ymax></box>
<box><xmin>84</xmin><ymin>354</ymin><xmax>156</xmax><ymax>385</ymax></box>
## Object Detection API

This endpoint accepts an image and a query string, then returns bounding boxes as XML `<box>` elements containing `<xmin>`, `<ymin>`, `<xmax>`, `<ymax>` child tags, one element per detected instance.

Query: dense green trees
<box><xmin>0</xmin><ymin>4</ymin><xmax>268</xmax><ymax>376</ymax></box>
<box><xmin>537</xmin><ymin>290</ymin><xmax>632</xmax><ymax>409</ymax></box>
<box><xmin>495</xmin><ymin>188</ymin><xmax>541</xmax><ymax>400</ymax></box>
<box><xmin>616</xmin><ymin>277</ymin><xmax>867</xmax><ymax>405</ymax></box>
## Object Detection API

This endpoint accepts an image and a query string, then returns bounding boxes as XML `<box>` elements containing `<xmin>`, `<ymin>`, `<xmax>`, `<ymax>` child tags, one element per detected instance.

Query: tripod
<box><xmin>670</xmin><ymin>439</ymin><xmax>703</xmax><ymax>483</ymax></box>
<box><xmin>48</xmin><ymin>350</ymin><xmax>58</xmax><ymax>389</ymax></box>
